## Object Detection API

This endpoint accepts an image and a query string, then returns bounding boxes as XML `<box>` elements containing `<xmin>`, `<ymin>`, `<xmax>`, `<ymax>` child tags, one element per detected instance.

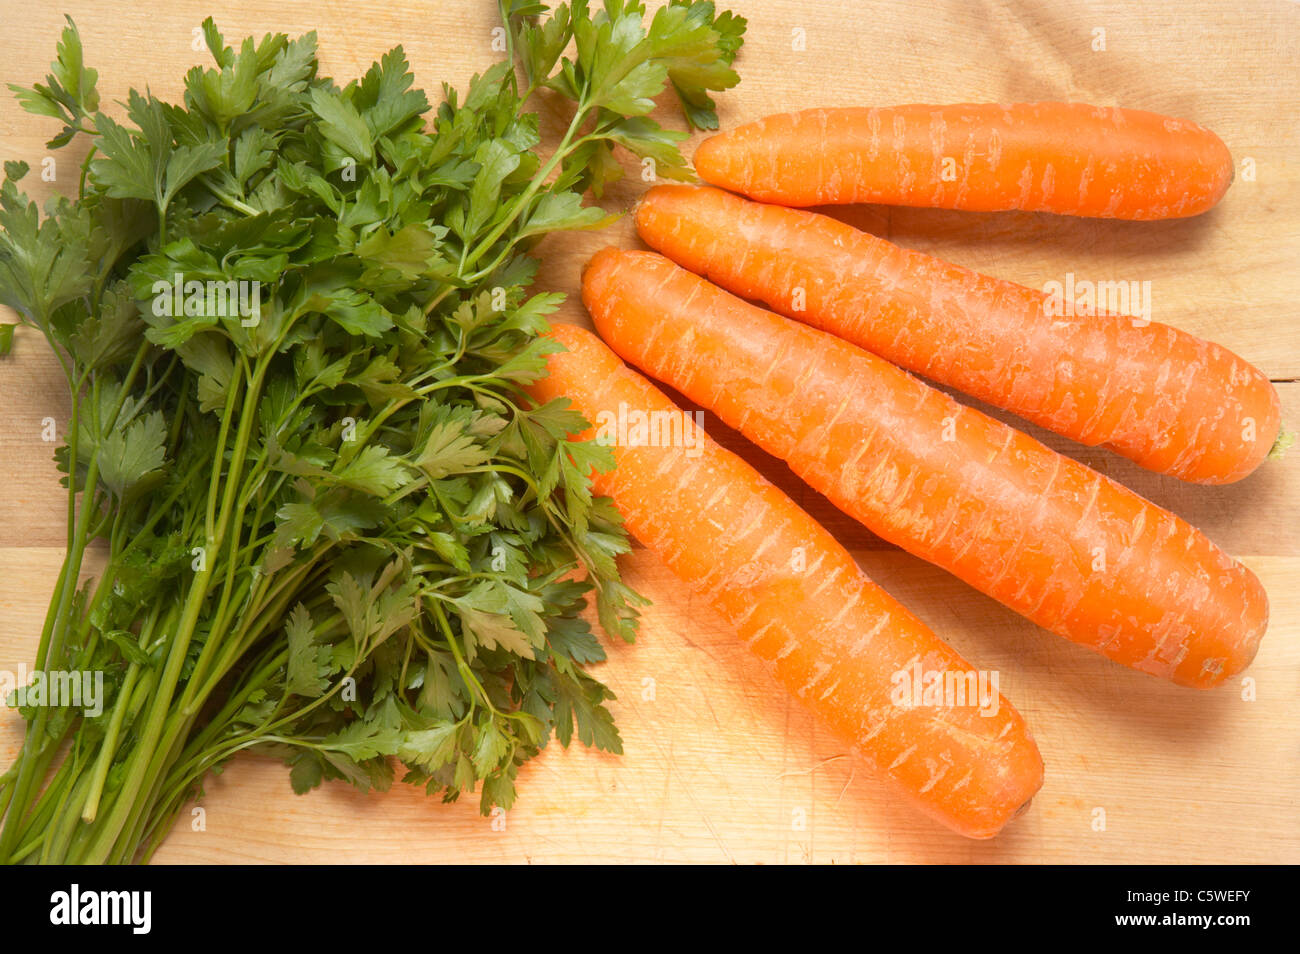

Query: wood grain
<box><xmin>0</xmin><ymin>0</ymin><xmax>1297</xmax><ymax>863</ymax></box>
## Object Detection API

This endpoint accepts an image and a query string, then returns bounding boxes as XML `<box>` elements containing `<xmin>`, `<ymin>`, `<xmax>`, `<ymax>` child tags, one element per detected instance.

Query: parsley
<box><xmin>0</xmin><ymin>2</ymin><xmax>744</xmax><ymax>863</ymax></box>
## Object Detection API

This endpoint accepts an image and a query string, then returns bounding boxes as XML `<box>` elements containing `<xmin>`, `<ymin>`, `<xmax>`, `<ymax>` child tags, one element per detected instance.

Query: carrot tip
<box><xmin>630</xmin><ymin>192</ymin><xmax>650</xmax><ymax>233</ymax></box>
<box><xmin>580</xmin><ymin>246</ymin><xmax>618</xmax><ymax>284</ymax></box>
<box><xmin>968</xmin><ymin>796</ymin><xmax>1034</xmax><ymax>839</ymax></box>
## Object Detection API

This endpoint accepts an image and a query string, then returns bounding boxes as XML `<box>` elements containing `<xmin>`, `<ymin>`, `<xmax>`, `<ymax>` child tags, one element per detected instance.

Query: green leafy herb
<box><xmin>0</xmin><ymin>2</ymin><xmax>744</xmax><ymax>864</ymax></box>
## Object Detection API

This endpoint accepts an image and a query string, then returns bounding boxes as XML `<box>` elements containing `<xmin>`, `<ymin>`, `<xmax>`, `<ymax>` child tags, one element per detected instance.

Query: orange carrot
<box><xmin>529</xmin><ymin>323</ymin><xmax>1043</xmax><ymax>839</ymax></box>
<box><xmin>636</xmin><ymin>184</ymin><xmax>1281</xmax><ymax>484</ymax></box>
<box><xmin>582</xmin><ymin>248</ymin><xmax>1270</xmax><ymax>689</ymax></box>
<box><xmin>694</xmin><ymin>103</ymin><xmax>1234</xmax><ymax>220</ymax></box>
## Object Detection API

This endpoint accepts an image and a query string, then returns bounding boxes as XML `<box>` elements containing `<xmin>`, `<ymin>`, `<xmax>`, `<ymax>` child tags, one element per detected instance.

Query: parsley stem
<box><xmin>0</xmin><ymin>558</ymin><xmax>68</xmax><ymax>828</ymax></box>
<box><xmin>2</xmin><ymin>731</ymin><xmax>74</xmax><ymax>862</ymax></box>
<box><xmin>461</xmin><ymin>103</ymin><xmax>589</xmax><ymax>274</ymax></box>
<box><xmin>40</xmin><ymin>750</ymin><xmax>92</xmax><ymax>864</ymax></box>
<box><xmin>0</xmin><ymin>444</ymin><xmax>102</xmax><ymax>860</ymax></box>
<box><xmin>81</xmin><ymin>352</ymin><xmax>270</xmax><ymax>863</ymax></box>
<box><xmin>430</xmin><ymin>598</ymin><xmax>498</xmax><ymax>716</ymax></box>
<box><xmin>81</xmin><ymin>604</ymin><xmax>160</xmax><ymax>822</ymax></box>
<box><xmin>422</xmin><ymin>285</ymin><xmax>455</xmax><ymax>316</ymax></box>
<box><xmin>80</xmin><ymin>663</ymin><xmax>141</xmax><ymax>819</ymax></box>
<box><xmin>199</xmin><ymin>173</ymin><xmax>259</xmax><ymax>216</ymax></box>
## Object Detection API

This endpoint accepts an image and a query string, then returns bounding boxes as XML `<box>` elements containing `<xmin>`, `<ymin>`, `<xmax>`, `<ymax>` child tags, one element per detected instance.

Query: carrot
<box><xmin>529</xmin><ymin>323</ymin><xmax>1044</xmax><ymax>839</ymax></box>
<box><xmin>581</xmin><ymin>248</ymin><xmax>1270</xmax><ymax>689</ymax></box>
<box><xmin>693</xmin><ymin>103</ymin><xmax>1234</xmax><ymax>220</ymax></box>
<box><xmin>635</xmin><ymin>184</ymin><xmax>1281</xmax><ymax>484</ymax></box>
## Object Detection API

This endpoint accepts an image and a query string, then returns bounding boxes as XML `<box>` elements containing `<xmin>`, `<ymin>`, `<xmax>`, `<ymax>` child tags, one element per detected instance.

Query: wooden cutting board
<box><xmin>1</xmin><ymin>0</ymin><xmax>1297</xmax><ymax>864</ymax></box>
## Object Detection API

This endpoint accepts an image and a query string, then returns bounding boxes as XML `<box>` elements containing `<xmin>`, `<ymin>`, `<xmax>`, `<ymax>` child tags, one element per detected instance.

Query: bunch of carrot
<box><xmin>535</xmin><ymin>102</ymin><xmax>1276</xmax><ymax>839</ymax></box>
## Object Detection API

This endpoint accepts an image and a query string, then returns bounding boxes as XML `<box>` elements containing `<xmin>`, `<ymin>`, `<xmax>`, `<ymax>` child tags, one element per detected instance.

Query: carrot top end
<box><xmin>1267</xmin><ymin>426</ymin><xmax>1295</xmax><ymax>461</ymax></box>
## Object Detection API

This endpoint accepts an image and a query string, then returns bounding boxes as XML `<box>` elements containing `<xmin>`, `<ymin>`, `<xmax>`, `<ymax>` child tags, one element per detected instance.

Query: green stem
<box><xmin>2</xmin><ymin>730</ymin><xmax>77</xmax><ymax>862</ymax></box>
<box><xmin>461</xmin><ymin>104</ymin><xmax>589</xmax><ymax>274</ymax></box>
<box><xmin>80</xmin><ymin>357</ymin><xmax>267</xmax><ymax>862</ymax></box>
<box><xmin>430</xmin><ymin>598</ymin><xmax>496</xmax><ymax>716</ymax></box>
<box><xmin>0</xmin><ymin>446</ymin><xmax>101</xmax><ymax>860</ymax></box>
<box><xmin>80</xmin><ymin>661</ymin><xmax>143</xmax><ymax>823</ymax></box>
<box><xmin>40</xmin><ymin>750</ymin><xmax>93</xmax><ymax>864</ymax></box>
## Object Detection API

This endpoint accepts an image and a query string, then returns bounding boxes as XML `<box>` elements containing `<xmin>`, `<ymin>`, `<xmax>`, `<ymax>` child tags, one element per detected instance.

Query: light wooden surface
<box><xmin>1</xmin><ymin>0</ymin><xmax>1297</xmax><ymax>863</ymax></box>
